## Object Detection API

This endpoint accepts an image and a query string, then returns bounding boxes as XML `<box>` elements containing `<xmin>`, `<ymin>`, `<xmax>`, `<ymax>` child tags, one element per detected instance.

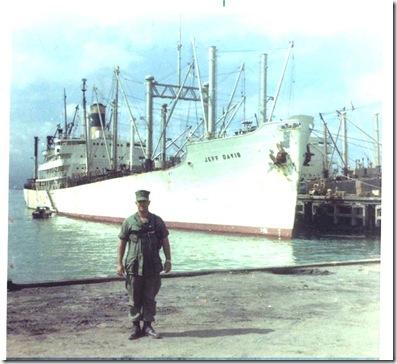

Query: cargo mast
<box><xmin>259</xmin><ymin>53</ymin><xmax>267</xmax><ymax>125</ymax></box>
<box><xmin>208</xmin><ymin>46</ymin><xmax>217</xmax><ymax>138</ymax></box>
<box><xmin>268</xmin><ymin>41</ymin><xmax>294</xmax><ymax>122</ymax></box>
<box><xmin>81</xmin><ymin>78</ymin><xmax>90</xmax><ymax>174</ymax></box>
<box><xmin>112</xmin><ymin>67</ymin><xmax>119</xmax><ymax>171</ymax></box>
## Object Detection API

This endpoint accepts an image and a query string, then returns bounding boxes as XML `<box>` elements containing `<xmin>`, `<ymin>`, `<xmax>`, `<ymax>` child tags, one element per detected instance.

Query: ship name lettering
<box><xmin>222</xmin><ymin>152</ymin><xmax>241</xmax><ymax>160</ymax></box>
<box><xmin>205</xmin><ymin>152</ymin><xmax>241</xmax><ymax>162</ymax></box>
<box><xmin>205</xmin><ymin>155</ymin><xmax>219</xmax><ymax>162</ymax></box>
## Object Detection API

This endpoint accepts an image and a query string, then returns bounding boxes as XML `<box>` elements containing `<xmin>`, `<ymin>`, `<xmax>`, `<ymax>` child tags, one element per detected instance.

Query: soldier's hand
<box><xmin>164</xmin><ymin>261</ymin><xmax>172</xmax><ymax>273</ymax></box>
<box><xmin>117</xmin><ymin>263</ymin><xmax>125</xmax><ymax>276</ymax></box>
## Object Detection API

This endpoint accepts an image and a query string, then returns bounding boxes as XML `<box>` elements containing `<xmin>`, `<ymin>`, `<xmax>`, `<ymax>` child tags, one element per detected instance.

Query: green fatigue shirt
<box><xmin>118</xmin><ymin>212</ymin><xmax>169</xmax><ymax>277</ymax></box>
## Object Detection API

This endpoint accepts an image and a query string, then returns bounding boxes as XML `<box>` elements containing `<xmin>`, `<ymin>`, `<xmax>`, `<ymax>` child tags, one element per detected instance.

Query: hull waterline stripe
<box><xmin>57</xmin><ymin>212</ymin><xmax>292</xmax><ymax>238</ymax></box>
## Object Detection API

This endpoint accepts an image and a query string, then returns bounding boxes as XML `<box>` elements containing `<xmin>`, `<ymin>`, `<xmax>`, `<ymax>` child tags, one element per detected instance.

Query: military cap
<box><xmin>135</xmin><ymin>190</ymin><xmax>150</xmax><ymax>201</ymax></box>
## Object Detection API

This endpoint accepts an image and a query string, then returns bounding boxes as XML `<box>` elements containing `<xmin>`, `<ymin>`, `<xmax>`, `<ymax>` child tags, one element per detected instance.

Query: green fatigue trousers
<box><xmin>125</xmin><ymin>273</ymin><xmax>162</xmax><ymax>323</ymax></box>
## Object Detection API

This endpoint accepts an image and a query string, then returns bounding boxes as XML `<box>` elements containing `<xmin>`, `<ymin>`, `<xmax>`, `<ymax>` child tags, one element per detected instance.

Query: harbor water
<box><xmin>8</xmin><ymin>189</ymin><xmax>381</xmax><ymax>284</ymax></box>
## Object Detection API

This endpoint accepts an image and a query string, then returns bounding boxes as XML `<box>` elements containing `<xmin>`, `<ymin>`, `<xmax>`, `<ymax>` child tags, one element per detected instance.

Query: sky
<box><xmin>1</xmin><ymin>0</ymin><xmax>391</xmax><ymax>188</ymax></box>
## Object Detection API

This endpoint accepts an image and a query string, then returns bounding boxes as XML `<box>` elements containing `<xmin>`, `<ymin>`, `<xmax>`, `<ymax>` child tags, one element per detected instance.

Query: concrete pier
<box><xmin>6</xmin><ymin>261</ymin><xmax>382</xmax><ymax>360</ymax></box>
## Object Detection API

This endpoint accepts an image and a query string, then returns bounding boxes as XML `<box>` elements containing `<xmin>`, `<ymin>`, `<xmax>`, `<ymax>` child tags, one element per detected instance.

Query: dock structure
<box><xmin>294</xmin><ymin>175</ymin><xmax>381</xmax><ymax>238</ymax></box>
<box><xmin>294</xmin><ymin>194</ymin><xmax>381</xmax><ymax>238</ymax></box>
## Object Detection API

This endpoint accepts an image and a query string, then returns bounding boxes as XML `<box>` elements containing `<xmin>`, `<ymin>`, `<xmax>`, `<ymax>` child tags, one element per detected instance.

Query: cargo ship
<box><xmin>23</xmin><ymin>42</ymin><xmax>313</xmax><ymax>238</ymax></box>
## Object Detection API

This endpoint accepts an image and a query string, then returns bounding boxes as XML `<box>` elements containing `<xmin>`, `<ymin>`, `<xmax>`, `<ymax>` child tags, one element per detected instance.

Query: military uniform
<box><xmin>118</xmin><ymin>198</ymin><xmax>169</xmax><ymax>325</ymax></box>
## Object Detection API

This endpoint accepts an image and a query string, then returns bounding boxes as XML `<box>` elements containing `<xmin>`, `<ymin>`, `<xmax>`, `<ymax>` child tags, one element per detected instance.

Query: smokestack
<box><xmin>89</xmin><ymin>103</ymin><xmax>106</xmax><ymax>139</ymax></box>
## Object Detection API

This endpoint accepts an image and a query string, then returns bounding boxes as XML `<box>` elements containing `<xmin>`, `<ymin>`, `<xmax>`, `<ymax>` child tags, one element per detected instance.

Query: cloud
<box><xmin>354</xmin><ymin>73</ymin><xmax>383</xmax><ymax>106</ymax></box>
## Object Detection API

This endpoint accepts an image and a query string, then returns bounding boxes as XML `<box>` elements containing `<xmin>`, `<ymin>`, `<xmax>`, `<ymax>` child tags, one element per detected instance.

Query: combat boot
<box><xmin>128</xmin><ymin>321</ymin><xmax>141</xmax><ymax>340</ymax></box>
<box><xmin>142</xmin><ymin>321</ymin><xmax>161</xmax><ymax>339</ymax></box>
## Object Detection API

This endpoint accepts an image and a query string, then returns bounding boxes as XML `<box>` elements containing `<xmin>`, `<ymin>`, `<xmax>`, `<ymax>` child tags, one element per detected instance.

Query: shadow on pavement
<box><xmin>162</xmin><ymin>328</ymin><xmax>274</xmax><ymax>338</ymax></box>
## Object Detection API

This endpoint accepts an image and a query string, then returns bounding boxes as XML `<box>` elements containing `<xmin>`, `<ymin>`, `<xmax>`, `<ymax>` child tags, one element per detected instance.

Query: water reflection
<box><xmin>171</xmin><ymin>230</ymin><xmax>295</xmax><ymax>271</ymax></box>
<box><xmin>291</xmin><ymin>238</ymin><xmax>380</xmax><ymax>264</ymax></box>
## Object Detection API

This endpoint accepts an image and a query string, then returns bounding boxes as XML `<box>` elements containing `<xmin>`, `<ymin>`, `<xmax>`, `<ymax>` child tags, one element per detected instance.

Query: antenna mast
<box><xmin>177</xmin><ymin>15</ymin><xmax>182</xmax><ymax>86</ymax></box>
<box><xmin>63</xmin><ymin>89</ymin><xmax>67</xmax><ymax>135</ymax></box>
<box><xmin>374</xmin><ymin>112</ymin><xmax>381</xmax><ymax>169</ymax></box>
<box><xmin>340</xmin><ymin>111</ymin><xmax>348</xmax><ymax>176</ymax></box>
<box><xmin>268</xmin><ymin>41</ymin><xmax>294</xmax><ymax>122</ymax></box>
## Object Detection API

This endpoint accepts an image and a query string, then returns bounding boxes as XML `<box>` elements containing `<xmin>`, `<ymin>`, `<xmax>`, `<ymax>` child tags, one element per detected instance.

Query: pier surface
<box><xmin>7</xmin><ymin>262</ymin><xmax>380</xmax><ymax>360</ymax></box>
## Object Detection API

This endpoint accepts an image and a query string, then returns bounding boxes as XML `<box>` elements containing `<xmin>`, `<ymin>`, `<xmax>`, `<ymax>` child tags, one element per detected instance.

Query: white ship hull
<box><xmin>24</xmin><ymin>116</ymin><xmax>312</xmax><ymax>238</ymax></box>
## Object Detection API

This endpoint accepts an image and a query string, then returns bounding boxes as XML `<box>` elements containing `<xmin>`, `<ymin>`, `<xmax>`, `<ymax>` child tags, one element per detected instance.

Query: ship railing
<box><xmin>62</xmin><ymin>167</ymin><xmax>144</xmax><ymax>188</ymax></box>
<box><xmin>26</xmin><ymin>158</ymin><xmax>183</xmax><ymax>190</ymax></box>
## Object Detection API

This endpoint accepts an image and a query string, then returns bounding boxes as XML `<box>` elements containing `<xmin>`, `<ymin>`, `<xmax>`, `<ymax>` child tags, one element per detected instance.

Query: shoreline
<box><xmin>7</xmin><ymin>258</ymin><xmax>380</xmax><ymax>288</ymax></box>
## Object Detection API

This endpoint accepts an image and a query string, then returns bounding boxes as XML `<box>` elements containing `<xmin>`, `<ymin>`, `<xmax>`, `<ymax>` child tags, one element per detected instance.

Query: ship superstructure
<box><xmin>24</xmin><ymin>42</ymin><xmax>313</xmax><ymax>238</ymax></box>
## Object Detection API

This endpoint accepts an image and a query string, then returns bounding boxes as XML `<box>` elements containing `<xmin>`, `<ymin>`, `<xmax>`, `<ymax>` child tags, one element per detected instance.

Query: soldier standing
<box><xmin>117</xmin><ymin>190</ymin><xmax>172</xmax><ymax>339</ymax></box>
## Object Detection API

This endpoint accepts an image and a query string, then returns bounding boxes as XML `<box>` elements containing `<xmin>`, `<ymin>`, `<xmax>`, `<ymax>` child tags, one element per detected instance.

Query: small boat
<box><xmin>32</xmin><ymin>206</ymin><xmax>52</xmax><ymax>219</ymax></box>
